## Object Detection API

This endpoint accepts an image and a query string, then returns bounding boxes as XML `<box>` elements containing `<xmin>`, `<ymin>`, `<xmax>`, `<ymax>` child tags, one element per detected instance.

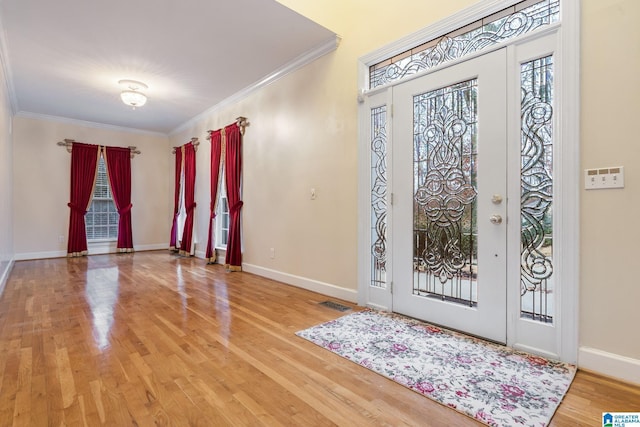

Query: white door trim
<box><xmin>357</xmin><ymin>0</ymin><xmax>579</xmax><ymax>363</ymax></box>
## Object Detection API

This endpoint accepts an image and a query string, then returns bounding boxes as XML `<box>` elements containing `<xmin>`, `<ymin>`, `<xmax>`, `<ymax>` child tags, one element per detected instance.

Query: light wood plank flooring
<box><xmin>0</xmin><ymin>252</ymin><xmax>638</xmax><ymax>426</ymax></box>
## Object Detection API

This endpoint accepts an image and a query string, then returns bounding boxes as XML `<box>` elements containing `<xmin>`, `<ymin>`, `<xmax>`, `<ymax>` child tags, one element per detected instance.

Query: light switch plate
<box><xmin>584</xmin><ymin>169</ymin><xmax>599</xmax><ymax>190</ymax></box>
<box><xmin>584</xmin><ymin>166</ymin><xmax>624</xmax><ymax>190</ymax></box>
<box><xmin>605</xmin><ymin>166</ymin><xmax>624</xmax><ymax>188</ymax></box>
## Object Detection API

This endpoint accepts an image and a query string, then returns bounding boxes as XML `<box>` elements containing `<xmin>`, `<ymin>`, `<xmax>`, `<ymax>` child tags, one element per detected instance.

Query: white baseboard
<box><xmin>15</xmin><ymin>243</ymin><xmax>168</xmax><ymax>261</ymax></box>
<box><xmin>195</xmin><ymin>248</ymin><xmax>226</xmax><ymax>261</ymax></box>
<box><xmin>88</xmin><ymin>241</ymin><xmax>117</xmax><ymax>255</ymax></box>
<box><xmin>195</xmin><ymin>250</ymin><xmax>206</xmax><ymax>259</ymax></box>
<box><xmin>0</xmin><ymin>258</ymin><xmax>15</xmax><ymax>297</ymax></box>
<box><xmin>134</xmin><ymin>243</ymin><xmax>168</xmax><ymax>252</ymax></box>
<box><xmin>195</xmin><ymin>250</ymin><xmax>225</xmax><ymax>264</ymax></box>
<box><xmin>579</xmin><ymin>346</ymin><xmax>640</xmax><ymax>386</ymax></box>
<box><xmin>242</xmin><ymin>263</ymin><xmax>357</xmax><ymax>303</ymax></box>
<box><xmin>14</xmin><ymin>250</ymin><xmax>66</xmax><ymax>261</ymax></box>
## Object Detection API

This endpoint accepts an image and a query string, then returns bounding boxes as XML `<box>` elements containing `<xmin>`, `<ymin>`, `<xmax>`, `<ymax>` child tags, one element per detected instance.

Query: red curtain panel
<box><xmin>104</xmin><ymin>146</ymin><xmax>134</xmax><ymax>252</ymax></box>
<box><xmin>67</xmin><ymin>142</ymin><xmax>100</xmax><ymax>257</ymax></box>
<box><xmin>205</xmin><ymin>130</ymin><xmax>223</xmax><ymax>263</ymax></box>
<box><xmin>224</xmin><ymin>123</ymin><xmax>243</xmax><ymax>271</ymax></box>
<box><xmin>169</xmin><ymin>146</ymin><xmax>183</xmax><ymax>250</ymax></box>
<box><xmin>179</xmin><ymin>142</ymin><xmax>197</xmax><ymax>256</ymax></box>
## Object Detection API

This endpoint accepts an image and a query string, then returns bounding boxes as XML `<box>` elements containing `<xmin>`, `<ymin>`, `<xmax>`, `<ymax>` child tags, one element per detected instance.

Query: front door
<box><xmin>392</xmin><ymin>49</ymin><xmax>508</xmax><ymax>343</ymax></box>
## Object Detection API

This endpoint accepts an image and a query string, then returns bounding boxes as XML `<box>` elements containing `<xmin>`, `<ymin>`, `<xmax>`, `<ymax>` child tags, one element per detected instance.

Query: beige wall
<box><xmin>5</xmin><ymin>0</ymin><xmax>638</xmax><ymax>374</ymax></box>
<box><xmin>0</xmin><ymin>60</ymin><xmax>13</xmax><ymax>284</ymax></box>
<box><xmin>170</xmin><ymin>53</ymin><xmax>359</xmax><ymax>291</ymax></box>
<box><xmin>580</xmin><ymin>0</ymin><xmax>640</xmax><ymax>360</ymax></box>
<box><xmin>277</xmin><ymin>0</ymin><xmax>640</xmax><ymax>365</ymax></box>
<box><xmin>173</xmin><ymin>0</ymin><xmax>640</xmax><ymax>369</ymax></box>
<box><xmin>169</xmin><ymin>1</ymin><xmax>477</xmax><ymax>294</ymax></box>
<box><xmin>12</xmin><ymin>117</ymin><xmax>171</xmax><ymax>257</ymax></box>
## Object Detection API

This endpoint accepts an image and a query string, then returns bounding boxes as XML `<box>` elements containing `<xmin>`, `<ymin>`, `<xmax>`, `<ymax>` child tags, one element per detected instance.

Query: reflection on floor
<box><xmin>0</xmin><ymin>251</ymin><xmax>637</xmax><ymax>426</ymax></box>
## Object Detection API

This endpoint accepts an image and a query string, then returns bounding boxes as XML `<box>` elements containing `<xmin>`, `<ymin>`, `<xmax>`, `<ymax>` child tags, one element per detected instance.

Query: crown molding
<box><xmin>170</xmin><ymin>34</ymin><xmax>341</xmax><ymax>136</ymax></box>
<box><xmin>0</xmin><ymin>14</ymin><xmax>17</xmax><ymax>114</ymax></box>
<box><xmin>359</xmin><ymin>0</ymin><xmax>517</xmax><ymax>66</ymax></box>
<box><xmin>15</xmin><ymin>111</ymin><xmax>168</xmax><ymax>137</ymax></box>
<box><xmin>7</xmin><ymin>33</ymin><xmax>340</xmax><ymax>138</ymax></box>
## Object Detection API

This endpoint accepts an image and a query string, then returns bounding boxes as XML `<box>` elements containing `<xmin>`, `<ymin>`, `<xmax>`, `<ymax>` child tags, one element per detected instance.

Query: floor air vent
<box><xmin>319</xmin><ymin>300</ymin><xmax>351</xmax><ymax>312</ymax></box>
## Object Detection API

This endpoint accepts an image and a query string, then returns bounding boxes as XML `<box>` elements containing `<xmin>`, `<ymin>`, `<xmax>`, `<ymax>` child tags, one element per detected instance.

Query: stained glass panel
<box><xmin>370</xmin><ymin>0</ymin><xmax>559</xmax><ymax>88</ymax></box>
<box><xmin>371</xmin><ymin>105</ymin><xmax>387</xmax><ymax>288</ymax></box>
<box><xmin>413</xmin><ymin>79</ymin><xmax>478</xmax><ymax>306</ymax></box>
<box><xmin>520</xmin><ymin>55</ymin><xmax>554</xmax><ymax>323</ymax></box>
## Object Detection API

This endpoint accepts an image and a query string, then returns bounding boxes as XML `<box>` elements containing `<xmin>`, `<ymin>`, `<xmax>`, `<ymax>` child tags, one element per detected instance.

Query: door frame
<box><xmin>391</xmin><ymin>49</ymin><xmax>509</xmax><ymax>344</ymax></box>
<box><xmin>357</xmin><ymin>0</ymin><xmax>580</xmax><ymax>363</ymax></box>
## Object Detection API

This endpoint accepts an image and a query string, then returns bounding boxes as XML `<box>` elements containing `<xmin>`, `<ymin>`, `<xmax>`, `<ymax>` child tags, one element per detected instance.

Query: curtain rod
<box><xmin>56</xmin><ymin>138</ymin><xmax>141</xmax><ymax>158</ymax></box>
<box><xmin>207</xmin><ymin>116</ymin><xmax>250</xmax><ymax>140</ymax></box>
<box><xmin>172</xmin><ymin>137</ymin><xmax>199</xmax><ymax>154</ymax></box>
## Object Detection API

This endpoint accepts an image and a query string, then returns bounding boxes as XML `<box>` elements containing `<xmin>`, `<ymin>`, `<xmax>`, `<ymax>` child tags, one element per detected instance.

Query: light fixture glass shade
<box><xmin>120</xmin><ymin>90</ymin><xmax>147</xmax><ymax>108</ymax></box>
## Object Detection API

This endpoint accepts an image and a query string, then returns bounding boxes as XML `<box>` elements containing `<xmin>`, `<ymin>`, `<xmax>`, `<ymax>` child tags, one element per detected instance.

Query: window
<box><xmin>370</xmin><ymin>105</ymin><xmax>388</xmax><ymax>288</ymax></box>
<box><xmin>86</xmin><ymin>156</ymin><xmax>118</xmax><ymax>241</ymax></box>
<box><xmin>177</xmin><ymin>170</ymin><xmax>186</xmax><ymax>241</ymax></box>
<box><xmin>216</xmin><ymin>172</ymin><xmax>229</xmax><ymax>248</ymax></box>
<box><xmin>369</xmin><ymin>0</ymin><xmax>559</xmax><ymax>89</ymax></box>
<box><xmin>520</xmin><ymin>54</ymin><xmax>554</xmax><ymax>323</ymax></box>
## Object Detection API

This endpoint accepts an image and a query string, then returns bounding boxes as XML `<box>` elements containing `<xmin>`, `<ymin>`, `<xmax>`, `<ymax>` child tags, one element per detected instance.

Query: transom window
<box><xmin>369</xmin><ymin>0</ymin><xmax>559</xmax><ymax>89</ymax></box>
<box><xmin>86</xmin><ymin>156</ymin><xmax>118</xmax><ymax>241</ymax></box>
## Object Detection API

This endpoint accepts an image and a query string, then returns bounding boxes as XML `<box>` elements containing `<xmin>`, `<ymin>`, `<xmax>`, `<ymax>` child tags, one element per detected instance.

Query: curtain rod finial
<box><xmin>57</xmin><ymin>139</ymin><xmax>74</xmax><ymax>153</ymax></box>
<box><xmin>128</xmin><ymin>146</ymin><xmax>141</xmax><ymax>158</ymax></box>
<box><xmin>236</xmin><ymin>116</ymin><xmax>249</xmax><ymax>135</ymax></box>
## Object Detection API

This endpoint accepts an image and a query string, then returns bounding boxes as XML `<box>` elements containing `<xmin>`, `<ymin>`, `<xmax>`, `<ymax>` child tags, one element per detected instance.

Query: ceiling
<box><xmin>0</xmin><ymin>0</ymin><xmax>337</xmax><ymax>134</ymax></box>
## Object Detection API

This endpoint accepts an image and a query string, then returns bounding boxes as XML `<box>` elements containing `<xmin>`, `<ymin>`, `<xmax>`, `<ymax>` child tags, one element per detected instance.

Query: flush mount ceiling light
<box><xmin>118</xmin><ymin>79</ymin><xmax>148</xmax><ymax>109</ymax></box>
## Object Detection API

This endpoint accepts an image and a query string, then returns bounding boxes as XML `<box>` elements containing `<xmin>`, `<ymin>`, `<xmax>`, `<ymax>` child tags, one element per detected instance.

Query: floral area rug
<box><xmin>296</xmin><ymin>310</ymin><xmax>576</xmax><ymax>427</ymax></box>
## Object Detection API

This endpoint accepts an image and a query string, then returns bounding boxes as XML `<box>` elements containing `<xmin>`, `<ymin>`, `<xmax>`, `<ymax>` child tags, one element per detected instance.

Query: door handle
<box><xmin>489</xmin><ymin>214</ymin><xmax>503</xmax><ymax>225</ymax></box>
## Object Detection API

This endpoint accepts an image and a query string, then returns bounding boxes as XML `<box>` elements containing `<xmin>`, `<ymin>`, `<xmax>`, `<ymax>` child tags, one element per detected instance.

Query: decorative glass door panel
<box><xmin>520</xmin><ymin>55</ymin><xmax>554</xmax><ymax>323</ymax></box>
<box><xmin>371</xmin><ymin>105</ymin><xmax>388</xmax><ymax>289</ymax></box>
<box><xmin>393</xmin><ymin>49</ymin><xmax>507</xmax><ymax>343</ymax></box>
<box><xmin>413</xmin><ymin>79</ymin><xmax>478</xmax><ymax>306</ymax></box>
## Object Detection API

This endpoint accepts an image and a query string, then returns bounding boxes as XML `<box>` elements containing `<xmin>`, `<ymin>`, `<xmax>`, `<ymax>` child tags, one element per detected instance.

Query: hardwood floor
<box><xmin>0</xmin><ymin>252</ymin><xmax>638</xmax><ymax>426</ymax></box>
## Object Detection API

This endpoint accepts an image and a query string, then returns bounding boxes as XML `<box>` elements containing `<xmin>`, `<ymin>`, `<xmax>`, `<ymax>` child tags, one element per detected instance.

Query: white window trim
<box><xmin>88</xmin><ymin>198</ymin><xmax>118</xmax><ymax>243</ymax></box>
<box><xmin>357</xmin><ymin>0</ymin><xmax>579</xmax><ymax>363</ymax></box>
<box><xmin>215</xmin><ymin>193</ymin><xmax>229</xmax><ymax>250</ymax></box>
<box><xmin>215</xmin><ymin>163</ymin><xmax>230</xmax><ymax>250</ymax></box>
<box><xmin>87</xmin><ymin>156</ymin><xmax>119</xmax><ymax>243</ymax></box>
